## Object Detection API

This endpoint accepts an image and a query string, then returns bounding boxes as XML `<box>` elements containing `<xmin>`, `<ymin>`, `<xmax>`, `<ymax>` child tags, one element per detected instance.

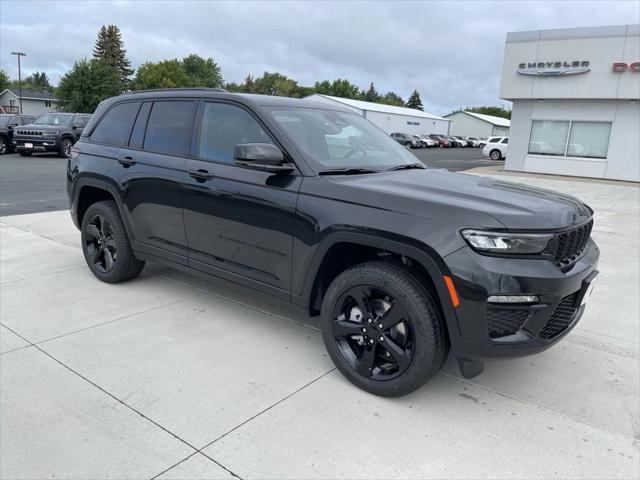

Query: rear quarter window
<box><xmin>91</xmin><ymin>102</ymin><xmax>141</xmax><ymax>146</ymax></box>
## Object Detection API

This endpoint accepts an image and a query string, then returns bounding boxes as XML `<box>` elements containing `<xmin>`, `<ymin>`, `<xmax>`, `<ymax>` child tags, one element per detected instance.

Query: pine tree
<box><xmin>406</xmin><ymin>89</ymin><xmax>424</xmax><ymax>111</ymax></box>
<box><xmin>363</xmin><ymin>82</ymin><xmax>380</xmax><ymax>102</ymax></box>
<box><xmin>93</xmin><ymin>25</ymin><xmax>134</xmax><ymax>88</ymax></box>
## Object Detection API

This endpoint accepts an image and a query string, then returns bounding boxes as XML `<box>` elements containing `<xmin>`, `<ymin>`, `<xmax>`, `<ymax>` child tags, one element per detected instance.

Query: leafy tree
<box><xmin>133</xmin><ymin>59</ymin><xmax>190</xmax><ymax>90</ymax></box>
<box><xmin>56</xmin><ymin>58</ymin><xmax>122</xmax><ymax>112</ymax></box>
<box><xmin>251</xmin><ymin>72</ymin><xmax>300</xmax><ymax>97</ymax></box>
<box><xmin>182</xmin><ymin>54</ymin><xmax>223</xmax><ymax>88</ymax></box>
<box><xmin>313</xmin><ymin>78</ymin><xmax>361</xmax><ymax>99</ymax></box>
<box><xmin>465</xmin><ymin>106</ymin><xmax>511</xmax><ymax>119</ymax></box>
<box><xmin>380</xmin><ymin>91</ymin><xmax>405</xmax><ymax>107</ymax></box>
<box><xmin>93</xmin><ymin>25</ymin><xmax>134</xmax><ymax>87</ymax></box>
<box><xmin>1</xmin><ymin>69</ymin><xmax>11</xmax><ymax>91</ymax></box>
<box><xmin>406</xmin><ymin>89</ymin><xmax>424</xmax><ymax>111</ymax></box>
<box><xmin>363</xmin><ymin>82</ymin><xmax>380</xmax><ymax>102</ymax></box>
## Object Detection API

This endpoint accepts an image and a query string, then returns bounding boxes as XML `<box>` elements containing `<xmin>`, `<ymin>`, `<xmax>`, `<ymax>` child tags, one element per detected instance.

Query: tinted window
<box><xmin>198</xmin><ymin>103</ymin><xmax>273</xmax><ymax>164</ymax></box>
<box><xmin>129</xmin><ymin>102</ymin><xmax>152</xmax><ymax>149</ymax></box>
<box><xmin>501</xmin><ymin>138</ymin><xmax>508</xmax><ymax>144</ymax></box>
<box><xmin>91</xmin><ymin>102</ymin><xmax>141</xmax><ymax>146</ymax></box>
<box><xmin>144</xmin><ymin>101</ymin><xmax>196</xmax><ymax>156</ymax></box>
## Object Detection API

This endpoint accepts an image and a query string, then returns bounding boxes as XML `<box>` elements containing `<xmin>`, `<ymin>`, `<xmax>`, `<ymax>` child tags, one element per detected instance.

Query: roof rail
<box><xmin>123</xmin><ymin>87</ymin><xmax>229</xmax><ymax>95</ymax></box>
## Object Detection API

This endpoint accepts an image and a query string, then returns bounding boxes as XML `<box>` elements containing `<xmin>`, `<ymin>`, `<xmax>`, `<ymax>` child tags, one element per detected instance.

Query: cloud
<box><xmin>1</xmin><ymin>0</ymin><xmax>637</xmax><ymax>114</ymax></box>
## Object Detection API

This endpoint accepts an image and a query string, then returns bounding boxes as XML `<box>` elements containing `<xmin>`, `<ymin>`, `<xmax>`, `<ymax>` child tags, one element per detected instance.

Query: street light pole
<box><xmin>11</xmin><ymin>52</ymin><xmax>26</xmax><ymax>114</ymax></box>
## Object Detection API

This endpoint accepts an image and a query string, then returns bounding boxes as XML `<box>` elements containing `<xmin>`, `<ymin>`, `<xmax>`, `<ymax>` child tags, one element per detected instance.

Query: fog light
<box><xmin>487</xmin><ymin>295</ymin><xmax>539</xmax><ymax>303</ymax></box>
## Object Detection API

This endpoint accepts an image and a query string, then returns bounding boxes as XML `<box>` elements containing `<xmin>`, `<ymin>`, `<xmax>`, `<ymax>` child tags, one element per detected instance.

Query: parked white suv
<box><xmin>482</xmin><ymin>136</ymin><xmax>508</xmax><ymax>160</ymax></box>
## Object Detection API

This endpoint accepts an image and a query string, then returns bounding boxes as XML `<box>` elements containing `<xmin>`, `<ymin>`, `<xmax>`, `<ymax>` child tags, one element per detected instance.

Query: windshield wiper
<box><xmin>318</xmin><ymin>168</ymin><xmax>379</xmax><ymax>176</ymax></box>
<box><xmin>385</xmin><ymin>163</ymin><xmax>426</xmax><ymax>172</ymax></box>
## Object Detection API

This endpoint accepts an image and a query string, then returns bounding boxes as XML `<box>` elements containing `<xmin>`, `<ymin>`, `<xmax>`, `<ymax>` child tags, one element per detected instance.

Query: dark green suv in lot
<box><xmin>14</xmin><ymin>112</ymin><xmax>91</xmax><ymax>157</ymax></box>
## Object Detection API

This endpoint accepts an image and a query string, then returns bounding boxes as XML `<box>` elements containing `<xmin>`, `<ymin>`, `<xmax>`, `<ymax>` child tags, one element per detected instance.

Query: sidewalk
<box><xmin>1</xmin><ymin>172</ymin><xmax>638</xmax><ymax>479</ymax></box>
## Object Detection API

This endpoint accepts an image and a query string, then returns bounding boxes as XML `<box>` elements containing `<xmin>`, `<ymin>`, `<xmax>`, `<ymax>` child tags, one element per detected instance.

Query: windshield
<box><xmin>267</xmin><ymin>107</ymin><xmax>418</xmax><ymax>171</ymax></box>
<box><xmin>33</xmin><ymin>114</ymin><xmax>73</xmax><ymax>126</ymax></box>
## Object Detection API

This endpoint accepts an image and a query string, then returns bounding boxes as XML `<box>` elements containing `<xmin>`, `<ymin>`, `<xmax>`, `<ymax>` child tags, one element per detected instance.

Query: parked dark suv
<box><xmin>14</xmin><ymin>112</ymin><xmax>91</xmax><ymax>157</ymax></box>
<box><xmin>0</xmin><ymin>114</ymin><xmax>36</xmax><ymax>154</ymax></box>
<box><xmin>67</xmin><ymin>88</ymin><xmax>599</xmax><ymax>397</ymax></box>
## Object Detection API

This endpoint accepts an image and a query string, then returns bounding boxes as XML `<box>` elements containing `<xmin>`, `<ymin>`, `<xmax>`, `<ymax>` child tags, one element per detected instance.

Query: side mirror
<box><xmin>233</xmin><ymin>143</ymin><xmax>294</xmax><ymax>173</ymax></box>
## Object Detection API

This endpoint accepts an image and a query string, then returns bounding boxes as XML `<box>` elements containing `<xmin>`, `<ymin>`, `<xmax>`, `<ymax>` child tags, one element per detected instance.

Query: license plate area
<box><xmin>24</xmin><ymin>143</ymin><xmax>33</xmax><ymax>149</ymax></box>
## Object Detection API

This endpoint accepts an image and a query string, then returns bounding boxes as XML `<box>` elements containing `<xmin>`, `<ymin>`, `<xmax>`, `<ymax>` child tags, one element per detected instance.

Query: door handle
<box><xmin>188</xmin><ymin>169</ymin><xmax>215</xmax><ymax>182</ymax></box>
<box><xmin>118</xmin><ymin>156</ymin><xmax>136</xmax><ymax>167</ymax></box>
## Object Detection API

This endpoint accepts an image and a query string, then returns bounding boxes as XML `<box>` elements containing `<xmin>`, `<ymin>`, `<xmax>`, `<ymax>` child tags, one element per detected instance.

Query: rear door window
<box><xmin>91</xmin><ymin>102</ymin><xmax>141</xmax><ymax>146</ymax></box>
<box><xmin>128</xmin><ymin>102</ymin><xmax>152</xmax><ymax>149</ymax></box>
<box><xmin>144</xmin><ymin>101</ymin><xmax>196</xmax><ymax>157</ymax></box>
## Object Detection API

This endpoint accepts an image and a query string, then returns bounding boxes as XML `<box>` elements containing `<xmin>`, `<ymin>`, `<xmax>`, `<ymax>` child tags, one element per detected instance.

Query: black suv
<box><xmin>14</xmin><ymin>112</ymin><xmax>91</xmax><ymax>157</ymax></box>
<box><xmin>0</xmin><ymin>114</ymin><xmax>36</xmax><ymax>154</ymax></box>
<box><xmin>67</xmin><ymin>89</ymin><xmax>599</xmax><ymax>397</ymax></box>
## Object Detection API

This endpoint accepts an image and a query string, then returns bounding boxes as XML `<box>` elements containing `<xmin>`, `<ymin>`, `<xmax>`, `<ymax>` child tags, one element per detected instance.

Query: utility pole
<box><xmin>11</xmin><ymin>52</ymin><xmax>26</xmax><ymax>114</ymax></box>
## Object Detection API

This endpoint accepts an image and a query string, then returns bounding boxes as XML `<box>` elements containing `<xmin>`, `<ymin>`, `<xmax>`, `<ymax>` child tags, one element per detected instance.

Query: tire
<box><xmin>405</xmin><ymin>141</ymin><xmax>412</xmax><ymax>149</ymax></box>
<box><xmin>0</xmin><ymin>136</ymin><xmax>7</xmax><ymax>155</ymax></box>
<box><xmin>81</xmin><ymin>200</ymin><xmax>145</xmax><ymax>283</ymax></box>
<box><xmin>489</xmin><ymin>149</ymin><xmax>502</xmax><ymax>161</ymax></box>
<box><xmin>321</xmin><ymin>261</ymin><xmax>447</xmax><ymax>397</ymax></box>
<box><xmin>59</xmin><ymin>137</ymin><xmax>73</xmax><ymax>158</ymax></box>
<box><xmin>18</xmin><ymin>150</ymin><xmax>32</xmax><ymax>157</ymax></box>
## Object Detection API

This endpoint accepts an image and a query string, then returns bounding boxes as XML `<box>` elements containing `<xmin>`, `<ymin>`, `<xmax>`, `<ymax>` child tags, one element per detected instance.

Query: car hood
<box><xmin>332</xmin><ymin>169</ymin><xmax>592</xmax><ymax>230</ymax></box>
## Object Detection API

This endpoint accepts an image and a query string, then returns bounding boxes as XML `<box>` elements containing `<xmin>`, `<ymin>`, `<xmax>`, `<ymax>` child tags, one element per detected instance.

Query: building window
<box><xmin>9</xmin><ymin>99</ymin><xmax>15</xmax><ymax>107</ymax></box>
<box><xmin>45</xmin><ymin>101</ymin><xmax>51</xmax><ymax>108</ymax></box>
<box><xmin>528</xmin><ymin>120</ymin><xmax>611</xmax><ymax>159</ymax></box>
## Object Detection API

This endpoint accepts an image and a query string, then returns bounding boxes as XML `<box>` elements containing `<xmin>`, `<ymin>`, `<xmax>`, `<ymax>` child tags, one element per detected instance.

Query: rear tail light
<box><xmin>70</xmin><ymin>146</ymin><xmax>81</xmax><ymax>159</ymax></box>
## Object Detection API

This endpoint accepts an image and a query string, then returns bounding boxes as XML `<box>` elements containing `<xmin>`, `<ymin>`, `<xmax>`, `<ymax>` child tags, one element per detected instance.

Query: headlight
<box><xmin>461</xmin><ymin>229</ymin><xmax>553</xmax><ymax>254</ymax></box>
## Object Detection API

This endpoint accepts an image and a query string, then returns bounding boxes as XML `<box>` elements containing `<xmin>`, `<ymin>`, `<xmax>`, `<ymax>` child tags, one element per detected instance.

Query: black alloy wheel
<box><xmin>490</xmin><ymin>149</ymin><xmax>502</xmax><ymax>161</ymax></box>
<box><xmin>84</xmin><ymin>214</ymin><xmax>117</xmax><ymax>274</ymax></box>
<box><xmin>321</xmin><ymin>261</ymin><xmax>447</xmax><ymax>397</ymax></box>
<box><xmin>0</xmin><ymin>137</ymin><xmax>7</xmax><ymax>155</ymax></box>
<box><xmin>80</xmin><ymin>200</ymin><xmax>145</xmax><ymax>283</ymax></box>
<box><xmin>332</xmin><ymin>284</ymin><xmax>414</xmax><ymax>381</ymax></box>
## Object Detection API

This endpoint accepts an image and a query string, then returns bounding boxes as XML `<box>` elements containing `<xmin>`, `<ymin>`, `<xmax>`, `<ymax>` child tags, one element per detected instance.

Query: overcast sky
<box><xmin>1</xmin><ymin>0</ymin><xmax>638</xmax><ymax>115</ymax></box>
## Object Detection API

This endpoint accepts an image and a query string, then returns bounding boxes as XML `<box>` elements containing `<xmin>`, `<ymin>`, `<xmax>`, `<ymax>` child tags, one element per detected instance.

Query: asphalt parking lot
<box><xmin>0</xmin><ymin>148</ymin><xmax>498</xmax><ymax>217</ymax></box>
<box><xmin>1</xmin><ymin>166</ymin><xmax>637</xmax><ymax>479</ymax></box>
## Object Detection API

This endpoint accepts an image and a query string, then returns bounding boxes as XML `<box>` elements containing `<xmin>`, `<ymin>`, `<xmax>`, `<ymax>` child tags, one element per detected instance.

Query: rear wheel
<box><xmin>321</xmin><ymin>261</ymin><xmax>447</xmax><ymax>397</ymax></box>
<box><xmin>489</xmin><ymin>149</ymin><xmax>502</xmax><ymax>160</ymax></box>
<box><xmin>81</xmin><ymin>200</ymin><xmax>145</xmax><ymax>283</ymax></box>
<box><xmin>0</xmin><ymin>136</ymin><xmax>7</xmax><ymax>155</ymax></box>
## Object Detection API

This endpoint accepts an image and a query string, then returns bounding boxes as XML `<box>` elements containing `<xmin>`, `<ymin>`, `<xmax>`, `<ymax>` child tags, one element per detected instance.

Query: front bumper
<box><xmin>443</xmin><ymin>239</ymin><xmax>599</xmax><ymax>360</ymax></box>
<box><xmin>14</xmin><ymin>136</ymin><xmax>60</xmax><ymax>152</ymax></box>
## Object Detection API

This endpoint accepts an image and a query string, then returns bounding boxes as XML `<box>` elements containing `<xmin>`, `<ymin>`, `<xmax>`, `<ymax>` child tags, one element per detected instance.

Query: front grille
<box><xmin>552</xmin><ymin>220</ymin><xmax>593</xmax><ymax>269</ymax></box>
<box><xmin>16</xmin><ymin>130</ymin><xmax>44</xmax><ymax>136</ymax></box>
<box><xmin>539</xmin><ymin>291</ymin><xmax>580</xmax><ymax>339</ymax></box>
<box><xmin>487</xmin><ymin>308</ymin><xmax>531</xmax><ymax>338</ymax></box>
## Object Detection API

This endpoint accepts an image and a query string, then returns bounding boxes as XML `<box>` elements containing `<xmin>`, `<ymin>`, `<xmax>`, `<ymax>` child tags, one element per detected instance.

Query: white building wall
<box><xmin>447</xmin><ymin>112</ymin><xmax>495</xmax><ymax>137</ymax></box>
<box><xmin>20</xmin><ymin>98</ymin><xmax>58</xmax><ymax>116</ymax></box>
<box><xmin>364</xmin><ymin>110</ymin><xmax>449</xmax><ymax>135</ymax></box>
<box><xmin>492</xmin><ymin>125</ymin><xmax>510</xmax><ymax>136</ymax></box>
<box><xmin>506</xmin><ymin>99</ymin><xmax>640</xmax><ymax>182</ymax></box>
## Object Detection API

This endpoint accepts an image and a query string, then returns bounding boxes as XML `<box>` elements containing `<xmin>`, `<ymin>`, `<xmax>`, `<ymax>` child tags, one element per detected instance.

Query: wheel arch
<box><xmin>296</xmin><ymin>232</ymin><xmax>459</xmax><ymax>337</ymax></box>
<box><xmin>72</xmin><ymin>177</ymin><xmax>135</xmax><ymax>243</ymax></box>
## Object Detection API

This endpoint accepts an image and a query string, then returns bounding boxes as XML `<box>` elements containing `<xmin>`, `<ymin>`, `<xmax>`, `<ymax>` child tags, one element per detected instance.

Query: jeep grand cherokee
<box><xmin>15</xmin><ymin>112</ymin><xmax>91</xmax><ymax>157</ymax></box>
<box><xmin>67</xmin><ymin>88</ymin><xmax>599</xmax><ymax>397</ymax></box>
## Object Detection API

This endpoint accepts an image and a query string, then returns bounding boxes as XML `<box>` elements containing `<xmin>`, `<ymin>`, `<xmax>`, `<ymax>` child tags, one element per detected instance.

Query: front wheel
<box><xmin>489</xmin><ymin>149</ymin><xmax>502</xmax><ymax>161</ymax></box>
<box><xmin>321</xmin><ymin>261</ymin><xmax>447</xmax><ymax>397</ymax></box>
<box><xmin>0</xmin><ymin>136</ymin><xmax>8</xmax><ymax>155</ymax></box>
<box><xmin>81</xmin><ymin>200</ymin><xmax>145</xmax><ymax>283</ymax></box>
<box><xmin>59</xmin><ymin>138</ymin><xmax>73</xmax><ymax>158</ymax></box>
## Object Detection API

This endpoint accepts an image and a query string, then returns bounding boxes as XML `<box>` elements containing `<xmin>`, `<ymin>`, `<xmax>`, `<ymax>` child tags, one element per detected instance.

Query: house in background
<box><xmin>304</xmin><ymin>93</ymin><xmax>451</xmax><ymax>135</ymax></box>
<box><xmin>444</xmin><ymin>110</ymin><xmax>510</xmax><ymax>138</ymax></box>
<box><xmin>0</xmin><ymin>89</ymin><xmax>58</xmax><ymax>116</ymax></box>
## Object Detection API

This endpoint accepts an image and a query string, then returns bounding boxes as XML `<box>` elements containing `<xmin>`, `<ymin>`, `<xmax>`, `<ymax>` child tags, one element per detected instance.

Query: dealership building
<box><xmin>500</xmin><ymin>24</ymin><xmax>640</xmax><ymax>182</ymax></box>
<box><xmin>305</xmin><ymin>94</ymin><xmax>451</xmax><ymax>135</ymax></box>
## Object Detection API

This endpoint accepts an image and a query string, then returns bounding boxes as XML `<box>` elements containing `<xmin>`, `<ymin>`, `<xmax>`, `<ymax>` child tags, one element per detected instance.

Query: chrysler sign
<box><xmin>517</xmin><ymin>61</ymin><xmax>590</xmax><ymax>76</ymax></box>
